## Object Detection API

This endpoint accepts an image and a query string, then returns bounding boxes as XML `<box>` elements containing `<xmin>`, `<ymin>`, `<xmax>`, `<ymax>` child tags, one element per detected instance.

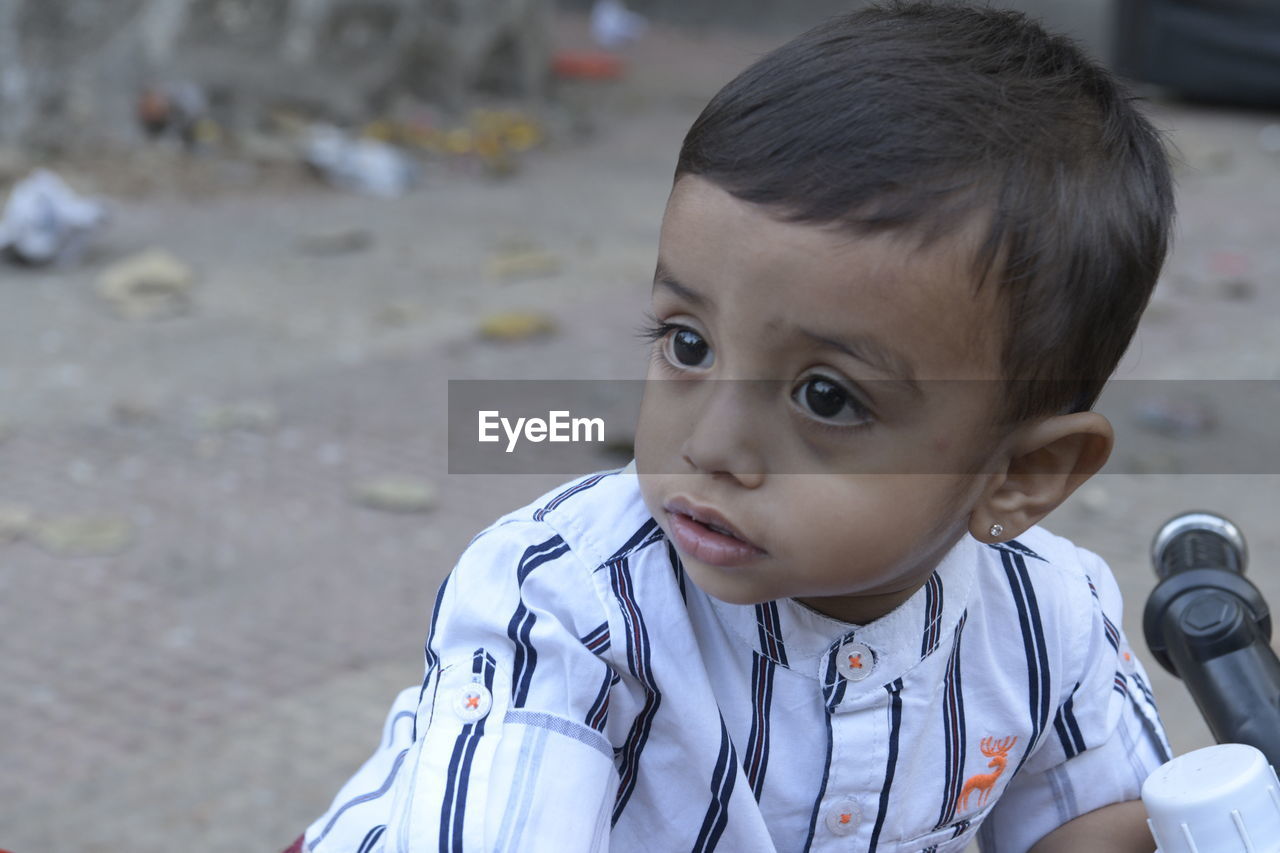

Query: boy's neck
<box><xmin>791</xmin><ymin>582</ymin><xmax>924</xmax><ymax>627</ymax></box>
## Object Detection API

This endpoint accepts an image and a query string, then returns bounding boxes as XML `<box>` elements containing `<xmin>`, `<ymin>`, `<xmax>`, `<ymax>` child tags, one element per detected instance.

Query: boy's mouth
<box><xmin>663</xmin><ymin>498</ymin><xmax>766</xmax><ymax>566</ymax></box>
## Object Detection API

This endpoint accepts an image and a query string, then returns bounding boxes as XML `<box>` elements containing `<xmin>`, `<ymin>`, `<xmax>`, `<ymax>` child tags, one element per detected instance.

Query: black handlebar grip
<box><xmin>1144</xmin><ymin>512</ymin><xmax>1280</xmax><ymax>768</ymax></box>
<box><xmin>1151</xmin><ymin>512</ymin><xmax>1247</xmax><ymax>579</ymax></box>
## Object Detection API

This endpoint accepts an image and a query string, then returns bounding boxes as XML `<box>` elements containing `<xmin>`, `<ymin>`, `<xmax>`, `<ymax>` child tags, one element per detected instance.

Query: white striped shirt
<box><xmin>305</xmin><ymin>465</ymin><xmax>1170</xmax><ymax>852</ymax></box>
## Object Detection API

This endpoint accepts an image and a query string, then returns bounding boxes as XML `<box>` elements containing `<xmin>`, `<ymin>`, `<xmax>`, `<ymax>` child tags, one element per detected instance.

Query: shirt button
<box><xmin>454</xmin><ymin>683</ymin><xmax>492</xmax><ymax>722</ymax></box>
<box><xmin>824</xmin><ymin>797</ymin><xmax>861</xmax><ymax>836</ymax></box>
<box><xmin>836</xmin><ymin>640</ymin><xmax>875</xmax><ymax>682</ymax></box>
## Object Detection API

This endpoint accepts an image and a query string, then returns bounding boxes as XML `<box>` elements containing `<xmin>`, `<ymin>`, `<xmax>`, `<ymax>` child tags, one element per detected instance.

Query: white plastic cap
<box><xmin>1143</xmin><ymin>743</ymin><xmax>1280</xmax><ymax>853</ymax></box>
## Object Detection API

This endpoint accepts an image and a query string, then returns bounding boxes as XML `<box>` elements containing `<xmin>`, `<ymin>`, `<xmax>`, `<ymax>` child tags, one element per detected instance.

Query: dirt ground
<box><xmin>2</xmin><ymin>15</ymin><xmax>1279</xmax><ymax>852</ymax></box>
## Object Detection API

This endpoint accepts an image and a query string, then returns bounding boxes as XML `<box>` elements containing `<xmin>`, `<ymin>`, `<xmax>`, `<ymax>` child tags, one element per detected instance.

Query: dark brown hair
<box><xmin>675</xmin><ymin>1</ymin><xmax>1174</xmax><ymax>423</ymax></box>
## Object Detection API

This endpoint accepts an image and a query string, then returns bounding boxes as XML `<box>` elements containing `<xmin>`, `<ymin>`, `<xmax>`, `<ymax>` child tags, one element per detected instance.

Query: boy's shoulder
<box><xmin>985</xmin><ymin>524</ymin><xmax>1115</xmax><ymax>595</ymax></box>
<box><xmin>468</xmin><ymin>462</ymin><xmax>656</xmax><ymax>574</ymax></box>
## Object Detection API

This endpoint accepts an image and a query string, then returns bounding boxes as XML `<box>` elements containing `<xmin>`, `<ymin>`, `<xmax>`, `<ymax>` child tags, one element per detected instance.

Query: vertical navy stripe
<box><xmin>1053</xmin><ymin>685</ymin><xmax>1087</xmax><ymax>758</ymax></box>
<box><xmin>935</xmin><ymin>611</ymin><xmax>968</xmax><ymax>829</ymax></box>
<box><xmin>667</xmin><ymin>540</ymin><xmax>688</xmax><ymax>603</ymax></box>
<box><xmin>415</xmin><ymin>574</ymin><xmax>453</xmax><ymax>741</ymax></box>
<box><xmin>586</xmin><ymin>666</ymin><xmax>613</xmax><ymax>732</ymax></box>
<box><xmin>439</xmin><ymin>650</ymin><xmax>497</xmax><ymax>852</ymax></box>
<box><xmin>754</xmin><ymin>601</ymin><xmax>789</xmax><ymax>667</ymax></box>
<box><xmin>692</xmin><ymin>716</ymin><xmax>738</xmax><ymax>852</ymax></box>
<box><xmin>743</xmin><ymin>652</ymin><xmax>775</xmax><ymax>800</ymax></box>
<box><xmin>921</xmin><ymin>574</ymin><xmax>944</xmax><ymax>659</ymax></box>
<box><xmin>507</xmin><ymin>537</ymin><xmax>571</xmax><ymax>708</ymax></box>
<box><xmin>803</xmin><ymin>650</ymin><xmax>842</xmax><ymax>851</ymax></box>
<box><xmin>802</xmin><ymin>708</ymin><xmax>835</xmax><ymax>852</ymax></box>
<box><xmin>1002</xmin><ymin>550</ymin><xmax>1051</xmax><ymax>773</ymax></box>
<box><xmin>610</xmin><ymin>555</ymin><xmax>662</xmax><ymax>824</ymax></box>
<box><xmin>868</xmin><ymin>679</ymin><xmax>905</xmax><ymax>852</ymax></box>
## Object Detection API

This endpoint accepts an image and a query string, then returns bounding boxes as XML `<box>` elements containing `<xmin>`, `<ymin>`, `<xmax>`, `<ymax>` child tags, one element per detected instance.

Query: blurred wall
<box><xmin>572</xmin><ymin>0</ymin><xmax>1115</xmax><ymax>62</ymax></box>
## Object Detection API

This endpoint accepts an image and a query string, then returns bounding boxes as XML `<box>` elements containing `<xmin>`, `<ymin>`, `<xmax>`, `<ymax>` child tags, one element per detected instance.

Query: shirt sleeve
<box><xmin>977</xmin><ymin>549</ymin><xmax>1172</xmax><ymax>853</ymax></box>
<box><xmin>304</xmin><ymin>521</ymin><xmax>621</xmax><ymax>853</ymax></box>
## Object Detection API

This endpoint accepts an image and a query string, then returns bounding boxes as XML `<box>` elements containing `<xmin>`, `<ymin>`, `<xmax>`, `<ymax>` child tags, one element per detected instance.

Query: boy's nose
<box><xmin>679</xmin><ymin>381</ymin><xmax>767</xmax><ymax>488</ymax></box>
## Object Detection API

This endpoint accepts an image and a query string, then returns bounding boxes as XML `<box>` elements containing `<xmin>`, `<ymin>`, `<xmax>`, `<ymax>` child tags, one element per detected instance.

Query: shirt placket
<box><xmin>808</xmin><ymin>630</ymin><xmax>895</xmax><ymax>851</ymax></box>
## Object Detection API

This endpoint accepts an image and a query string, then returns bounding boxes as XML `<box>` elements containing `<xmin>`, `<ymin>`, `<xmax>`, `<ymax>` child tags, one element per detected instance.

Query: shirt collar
<box><xmin>704</xmin><ymin>532</ymin><xmax>979</xmax><ymax>689</ymax></box>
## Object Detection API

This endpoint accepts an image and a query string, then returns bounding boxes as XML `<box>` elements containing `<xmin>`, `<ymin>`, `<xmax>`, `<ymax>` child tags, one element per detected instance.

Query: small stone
<box><xmin>351</xmin><ymin>477</ymin><xmax>437</xmax><ymax>513</ymax></box>
<box><xmin>0</xmin><ymin>505</ymin><xmax>34</xmax><ymax>543</ymax></box>
<box><xmin>296</xmin><ymin>229</ymin><xmax>374</xmax><ymax>256</ymax></box>
<box><xmin>97</xmin><ymin>249</ymin><xmax>195</xmax><ymax>320</ymax></box>
<box><xmin>478</xmin><ymin>311</ymin><xmax>557</xmax><ymax>342</ymax></box>
<box><xmin>31</xmin><ymin>515</ymin><xmax>135</xmax><ymax>557</ymax></box>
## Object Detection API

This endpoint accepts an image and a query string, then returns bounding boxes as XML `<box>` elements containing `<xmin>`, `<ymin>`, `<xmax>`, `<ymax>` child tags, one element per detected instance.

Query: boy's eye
<box><xmin>793</xmin><ymin>375</ymin><xmax>873</xmax><ymax>425</ymax></box>
<box><xmin>667</xmin><ymin>328</ymin><xmax>713</xmax><ymax>369</ymax></box>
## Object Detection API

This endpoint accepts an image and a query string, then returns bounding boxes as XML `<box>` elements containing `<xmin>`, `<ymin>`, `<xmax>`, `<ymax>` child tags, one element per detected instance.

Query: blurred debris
<box><xmin>296</xmin><ymin>229</ymin><xmax>374</xmax><ymax>256</ymax></box>
<box><xmin>0</xmin><ymin>170</ymin><xmax>106</xmax><ymax>266</ymax></box>
<box><xmin>552</xmin><ymin>51</ymin><xmax>625</xmax><ymax>81</ymax></box>
<box><xmin>364</xmin><ymin>109</ymin><xmax>543</xmax><ymax>176</ymax></box>
<box><xmin>199</xmin><ymin>401</ymin><xmax>279</xmax><ymax>434</ymax></box>
<box><xmin>486</xmin><ymin>245</ymin><xmax>562</xmax><ymax>281</ymax></box>
<box><xmin>304</xmin><ymin>125</ymin><xmax>418</xmax><ymax>198</ymax></box>
<box><xmin>137</xmin><ymin>82</ymin><xmax>211</xmax><ymax>148</ymax></box>
<box><xmin>97</xmin><ymin>249</ymin><xmax>194</xmax><ymax>320</ymax></box>
<box><xmin>0</xmin><ymin>504</ymin><xmax>33</xmax><ymax>544</ymax></box>
<box><xmin>478</xmin><ymin>311</ymin><xmax>558</xmax><ymax>341</ymax></box>
<box><xmin>1219</xmin><ymin>278</ymin><xmax>1256</xmax><ymax>301</ymax></box>
<box><xmin>591</xmin><ymin>0</ymin><xmax>648</xmax><ymax>48</ymax></box>
<box><xmin>351</xmin><ymin>476</ymin><xmax>437</xmax><ymax>514</ymax></box>
<box><xmin>1134</xmin><ymin>396</ymin><xmax>1217</xmax><ymax>438</ymax></box>
<box><xmin>31</xmin><ymin>514</ymin><xmax>135</xmax><ymax>557</ymax></box>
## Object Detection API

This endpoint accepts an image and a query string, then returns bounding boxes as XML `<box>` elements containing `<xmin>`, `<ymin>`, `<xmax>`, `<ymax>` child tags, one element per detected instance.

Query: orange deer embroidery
<box><xmin>956</xmin><ymin>736</ymin><xmax>1018</xmax><ymax>812</ymax></box>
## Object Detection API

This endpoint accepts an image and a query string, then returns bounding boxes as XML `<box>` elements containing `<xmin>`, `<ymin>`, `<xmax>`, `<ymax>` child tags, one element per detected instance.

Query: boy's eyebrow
<box><xmin>654</xmin><ymin>261</ymin><xmax>920</xmax><ymax>397</ymax></box>
<box><xmin>653</xmin><ymin>263</ymin><xmax>709</xmax><ymax>307</ymax></box>
<box><xmin>799</xmin><ymin>329</ymin><xmax>922</xmax><ymax>397</ymax></box>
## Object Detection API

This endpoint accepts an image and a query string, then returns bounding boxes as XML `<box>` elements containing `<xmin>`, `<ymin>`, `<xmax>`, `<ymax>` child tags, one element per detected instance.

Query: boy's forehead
<box><xmin>659</xmin><ymin>179</ymin><xmax>990</xmax><ymax>305</ymax></box>
<box><xmin>656</xmin><ymin>177</ymin><xmax>1002</xmax><ymax>378</ymax></box>
<box><xmin>660</xmin><ymin>177</ymin><xmax>991</xmax><ymax>285</ymax></box>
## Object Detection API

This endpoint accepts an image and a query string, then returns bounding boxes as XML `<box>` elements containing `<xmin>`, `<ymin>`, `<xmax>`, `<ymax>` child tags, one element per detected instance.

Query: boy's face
<box><xmin>635</xmin><ymin>177</ymin><xmax>1010</xmax><ymax>624</ymax></box>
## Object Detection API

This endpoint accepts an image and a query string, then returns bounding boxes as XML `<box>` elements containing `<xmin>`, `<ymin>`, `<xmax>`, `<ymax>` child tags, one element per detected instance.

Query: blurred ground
<box><xmin>2</xmin><ymin>12</ymin><xmax>1280</xmax><ymax>853</ymax></box>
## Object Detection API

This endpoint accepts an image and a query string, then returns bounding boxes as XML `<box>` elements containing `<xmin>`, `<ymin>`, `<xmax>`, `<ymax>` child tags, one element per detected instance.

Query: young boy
<box><xmin>299</xmin><ymin>3</ymin><xmax>1173</xmax><ymax>850</ymax></box>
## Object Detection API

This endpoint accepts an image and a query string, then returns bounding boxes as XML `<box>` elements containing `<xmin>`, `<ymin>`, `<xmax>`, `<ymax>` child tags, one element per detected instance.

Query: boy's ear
<box><xmin>969</xmin><ymin>412</ymin><xmax>1114</xmax><ymax>543</ymax></box>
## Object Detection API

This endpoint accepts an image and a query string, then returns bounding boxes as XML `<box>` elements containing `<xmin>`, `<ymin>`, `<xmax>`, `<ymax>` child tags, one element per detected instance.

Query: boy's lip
<box><xmin>663</xmin><ymin>497</ymin><xmax>767</xmax><ymax>565</ymax></box>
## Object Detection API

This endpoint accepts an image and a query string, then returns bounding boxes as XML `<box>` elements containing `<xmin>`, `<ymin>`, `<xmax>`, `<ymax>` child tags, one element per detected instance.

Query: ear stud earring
<box><xmin>989</xmin><ymin>523</ymin><xmax>1004</xmax><ymax>538</ymax></box>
